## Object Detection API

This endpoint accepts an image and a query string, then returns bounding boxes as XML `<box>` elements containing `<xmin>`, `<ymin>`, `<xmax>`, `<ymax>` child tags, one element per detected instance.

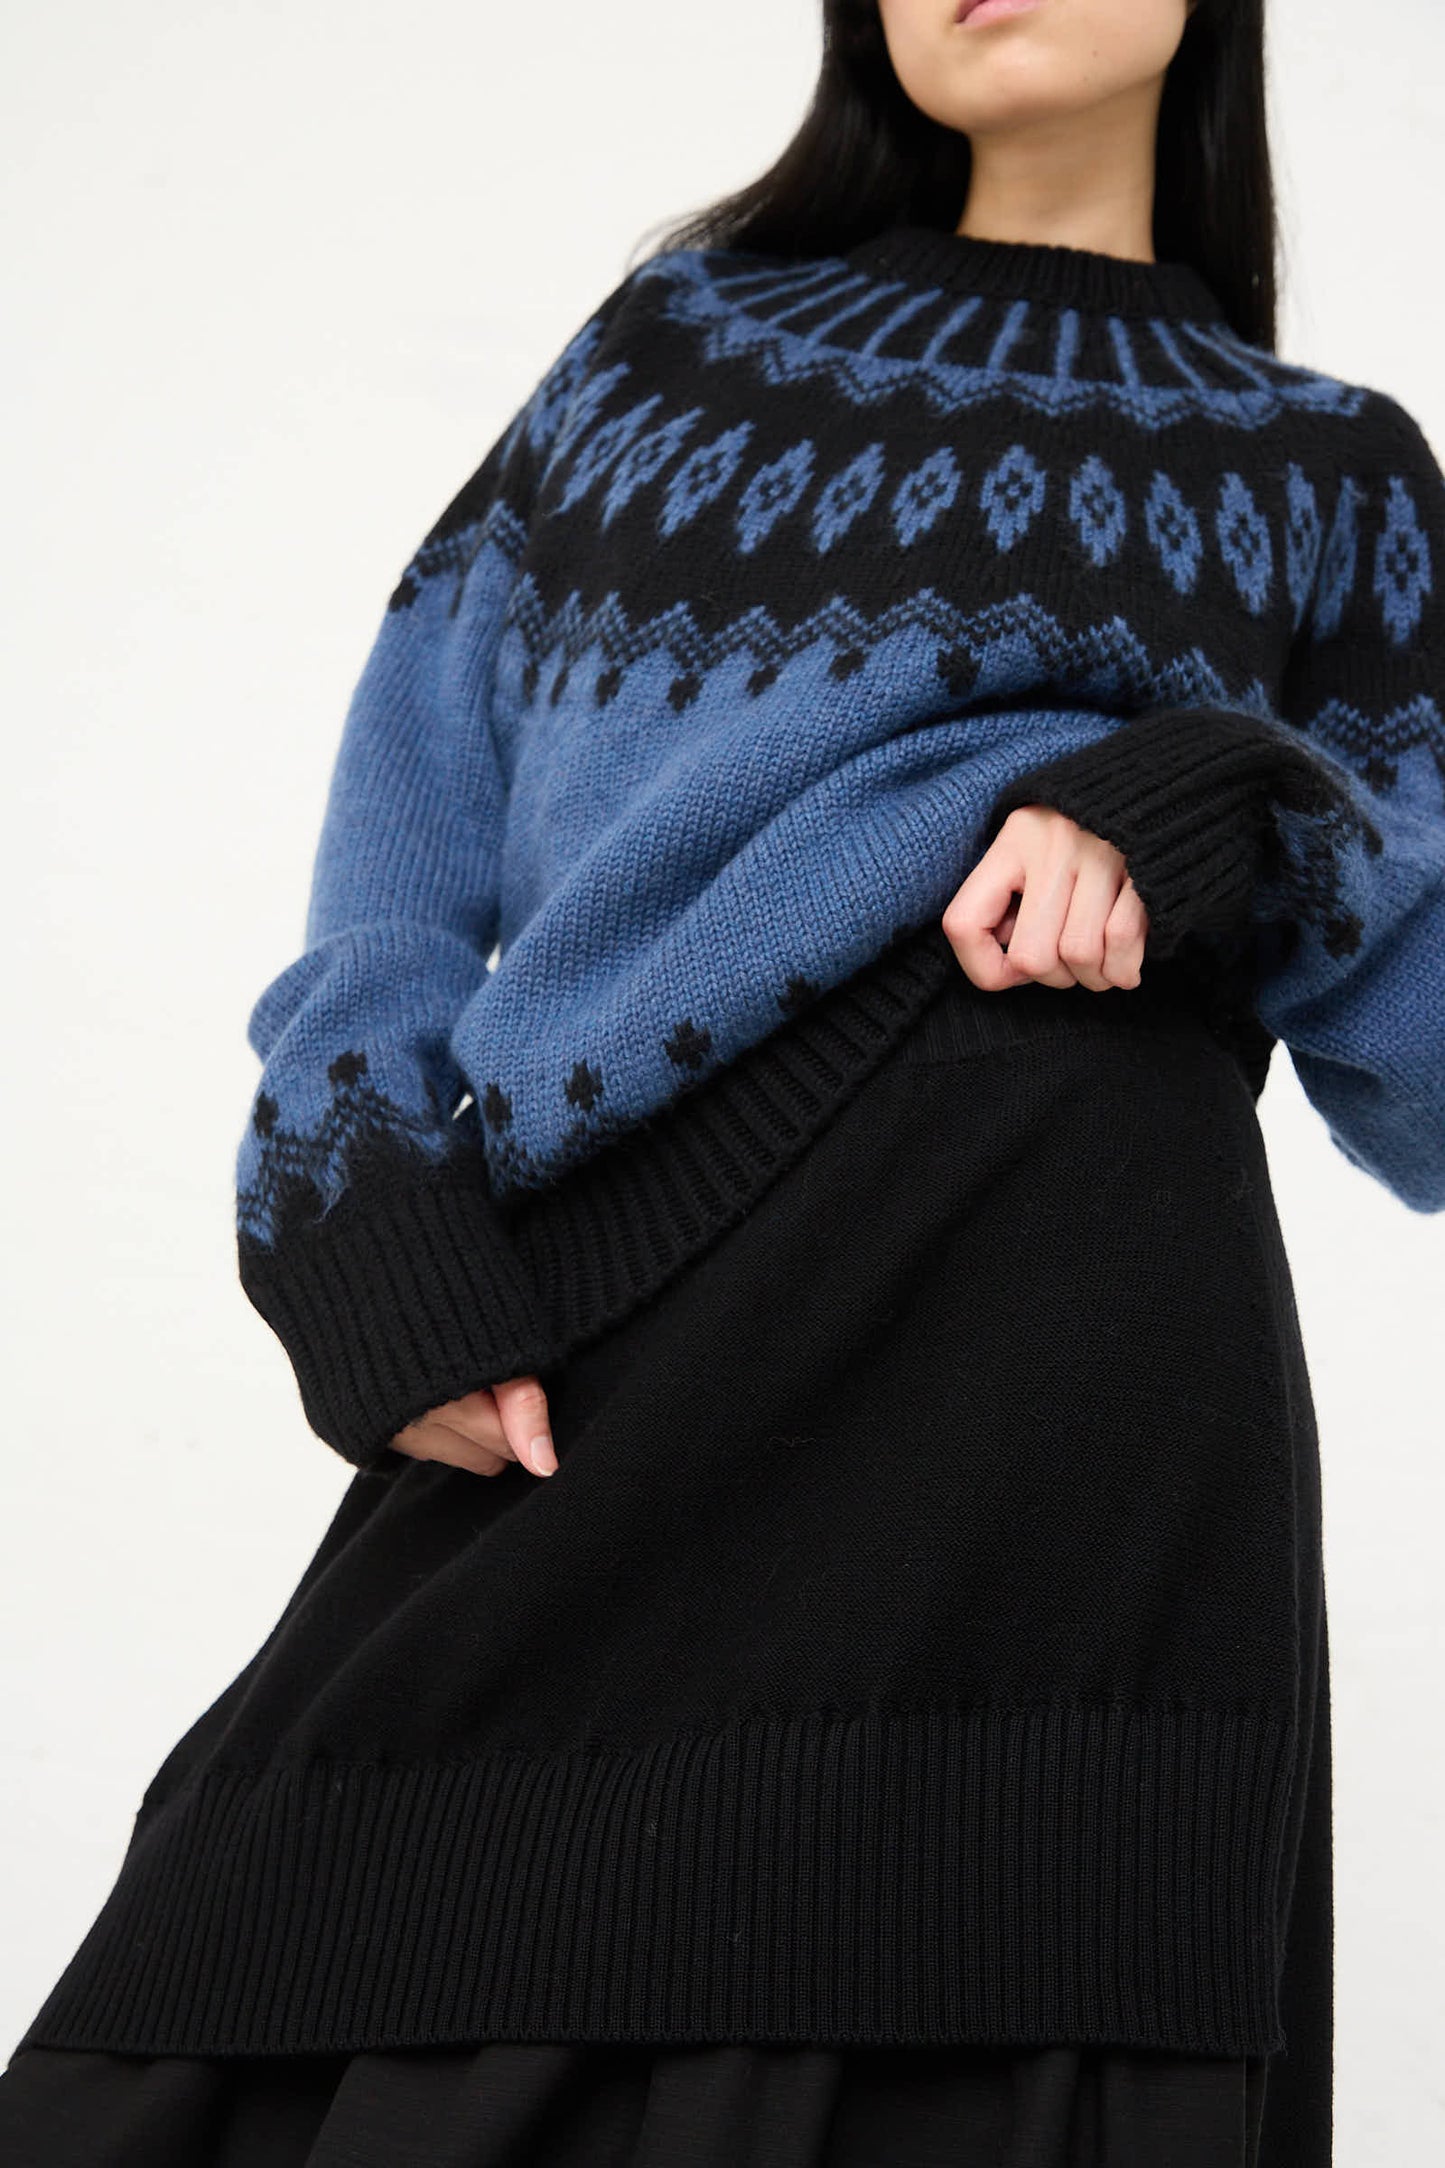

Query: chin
<box><xmin>918</xmin><ymin>62</ymin><xmax>1089</xmax><ymax>139</ymax></box>
<box><xmin>916</xmin><ymin>28</ymin><xmax>1091</xmax><ymax>133</ymax></box>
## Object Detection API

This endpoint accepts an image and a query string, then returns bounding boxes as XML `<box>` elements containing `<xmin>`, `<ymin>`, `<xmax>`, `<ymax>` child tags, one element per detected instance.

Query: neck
<box><xmin>957</xmin><ymin>80</ymin><xmax>1163</xmax><ymax>265</ymax></box>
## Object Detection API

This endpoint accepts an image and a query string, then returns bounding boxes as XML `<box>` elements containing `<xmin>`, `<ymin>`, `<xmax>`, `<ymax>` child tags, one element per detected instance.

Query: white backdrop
<box><xmin>3</xmin><ymin>0</ymin><xmax>1441</xmax><ymax>2148</ymax></box>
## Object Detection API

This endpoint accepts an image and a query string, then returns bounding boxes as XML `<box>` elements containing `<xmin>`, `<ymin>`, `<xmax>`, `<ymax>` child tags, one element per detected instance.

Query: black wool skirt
<box><xmin>0</xmin><ymin>931</ymin><xmax>1331</xmax><ymax>2166</ymax></box>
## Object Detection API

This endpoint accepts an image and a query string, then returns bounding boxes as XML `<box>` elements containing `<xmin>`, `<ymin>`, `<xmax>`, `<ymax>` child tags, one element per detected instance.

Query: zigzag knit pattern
<box><xmin>234</xmin><ymin>221</ymin><xmax>1445</xmax><ymax>1459</ymax></box>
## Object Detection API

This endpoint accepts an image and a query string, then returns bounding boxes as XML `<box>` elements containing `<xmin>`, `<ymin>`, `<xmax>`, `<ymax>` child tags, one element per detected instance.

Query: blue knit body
<box><xmin>238</xmin><ymin>225</ymin><xmax>1445</xmax><ymax>1232</ymax></box>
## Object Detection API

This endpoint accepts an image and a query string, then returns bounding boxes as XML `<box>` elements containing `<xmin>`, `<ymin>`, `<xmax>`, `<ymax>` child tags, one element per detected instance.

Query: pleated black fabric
<box><xmin>0</xmin><ymin>2037</ymin><xmax>1271</xmax><ymax>2167</ymax></box>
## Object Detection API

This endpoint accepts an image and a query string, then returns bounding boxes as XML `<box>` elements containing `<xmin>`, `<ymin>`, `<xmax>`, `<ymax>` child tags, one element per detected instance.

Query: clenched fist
<box><xmin>943</xmin><ymin>804</ymin><xmax>1149</xmax><ymax>992</ymax></box>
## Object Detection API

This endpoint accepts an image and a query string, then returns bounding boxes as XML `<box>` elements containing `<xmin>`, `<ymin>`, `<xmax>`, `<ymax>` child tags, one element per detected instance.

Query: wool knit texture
<box><xmin>235</xmin><ymin>221</ymin><xmax>1445</xmax><ymax>1467</ymax></box>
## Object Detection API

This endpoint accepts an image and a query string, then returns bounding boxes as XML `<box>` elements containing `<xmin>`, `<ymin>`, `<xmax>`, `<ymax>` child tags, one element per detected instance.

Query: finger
<box><xmin>428</xmin><ymin>1386</ymin><xmax>516</xmax><ymax>1461</ymax></box>
<box><xmin>390</xmin><ymin>1417</ymin><xmax>512</xmax><ymax>1476</ymax></box>
<box><xmin>941</xmin><ymin>835</ymin><xmax>1041</xmax><ymax>992</ymax></box>
<box><xmin>992</xmin><ymin>817</ymin><xmax>1079</xmax><ymax>989</ymax></box>
<box><xmin>1101</xmin><ymin>875</ymin><xmax>1149</xmax><ymax>987</ymax></box>
<box><xmin>1056</xmin><ymin>844</ymin><xmax>1130</xmax><ymax>992</ymax></box>
<box><xmin>490</xmin><ymin>1375</ymin><xmax>558</xmax><ymax>1477</ymax></box>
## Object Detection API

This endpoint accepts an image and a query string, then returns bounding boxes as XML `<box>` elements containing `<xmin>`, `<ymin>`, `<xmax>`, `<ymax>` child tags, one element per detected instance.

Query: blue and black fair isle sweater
<box><xmin>237</xmin><ymin>222</ymin><xmax>1445</xmax><ymax>1471</ymax></box>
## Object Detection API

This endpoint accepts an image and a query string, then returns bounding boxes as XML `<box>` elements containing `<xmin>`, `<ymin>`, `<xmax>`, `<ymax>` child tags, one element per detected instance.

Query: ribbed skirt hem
<box><xmin>16</xmin><ymin>1701</ymin><xmax>1297</xmax><ymax>2062</ymax></box>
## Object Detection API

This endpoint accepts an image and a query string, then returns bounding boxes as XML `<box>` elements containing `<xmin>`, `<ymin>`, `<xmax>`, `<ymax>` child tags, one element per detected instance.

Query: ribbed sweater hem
<box><xmin>498</xmin><ymin>919</ymin><xmax>1276</xmax><ymax>1370</ymax></box>
<box><xmin>14</xmin><ymin>1700</ymin><xmax>1297</xmax><ymax>2061</ymax></box>
<box><xmin>506</xmin><ymin>922</ymin><xmax>959</xmax><ymax>1364</ymax></box>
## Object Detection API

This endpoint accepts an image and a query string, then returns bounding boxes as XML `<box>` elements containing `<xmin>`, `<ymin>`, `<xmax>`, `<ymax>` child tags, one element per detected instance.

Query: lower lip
<box><xmin>960</xmin><ymin>0</ymin><xmax>1044</xmax><ymax>26</ymax></box>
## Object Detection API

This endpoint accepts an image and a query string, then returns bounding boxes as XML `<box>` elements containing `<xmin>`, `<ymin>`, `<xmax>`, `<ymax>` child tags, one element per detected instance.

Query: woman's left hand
<box><xmin>942</xmin><ymin>804</ymin><xmax>1149</xmax><ymax>993</ymax></box>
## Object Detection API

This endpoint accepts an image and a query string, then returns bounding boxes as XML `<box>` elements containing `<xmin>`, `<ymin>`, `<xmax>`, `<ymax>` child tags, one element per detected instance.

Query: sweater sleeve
<box><xmin>1245</xmin><ymin>392</ymin><xmax>1445</xmax><ymax>1212</ymax></box>
<box><xmin>985</xmin><ymin>389</ymin><xmax>1445</xmax><ymax>1213</ymax></box>
<box><xmin>235</xmin><ymin>273</ymin><xmax>634</xmax><ymax>1474</ymax></box>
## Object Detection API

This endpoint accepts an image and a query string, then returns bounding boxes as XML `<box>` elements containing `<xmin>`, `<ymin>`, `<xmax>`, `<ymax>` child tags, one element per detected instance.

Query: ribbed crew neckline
<box><xmin>843</xmin><ymin>221</ymin><xmax>1231</xmax><ymax>326</ymax></box>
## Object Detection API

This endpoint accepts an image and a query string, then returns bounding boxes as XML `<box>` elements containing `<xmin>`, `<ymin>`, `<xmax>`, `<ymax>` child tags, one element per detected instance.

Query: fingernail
<box><xmin>529</xmin><ymin>1435</ymin><xmax>557</xmax><ymax>1476</ymax></box>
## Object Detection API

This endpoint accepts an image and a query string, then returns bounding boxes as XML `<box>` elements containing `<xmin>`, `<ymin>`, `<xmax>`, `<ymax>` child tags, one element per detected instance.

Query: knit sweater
<box><xmin>236</xmin><ymin>221</ymin><xmax>1445</xmax><ymax>1473</ymax></box>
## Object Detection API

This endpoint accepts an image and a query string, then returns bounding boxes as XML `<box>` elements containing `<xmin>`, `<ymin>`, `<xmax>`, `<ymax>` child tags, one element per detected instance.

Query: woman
<box><xmin>4</xmin><ymin>1</ymin><xmax>1442</xmax><ymax>2162</ymax></box>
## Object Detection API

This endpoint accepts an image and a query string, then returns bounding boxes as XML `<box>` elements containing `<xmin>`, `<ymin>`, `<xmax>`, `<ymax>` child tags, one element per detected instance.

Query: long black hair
<box><xmin>632</xmin><ymin>0</ymin><xmax>1279</xmax><ymax>351</ymax></box>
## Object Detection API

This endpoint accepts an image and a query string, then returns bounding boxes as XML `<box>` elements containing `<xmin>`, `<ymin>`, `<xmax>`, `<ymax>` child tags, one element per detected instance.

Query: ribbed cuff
<box><xmin>237</xmin><ymin>1145</ymin><xmax>551</xmax><ymax>1476</ymax></box>
<box><xmin>984</xmin><ymin>706</ymin><xmax>1343</xmax><ymax>961</ymax></box>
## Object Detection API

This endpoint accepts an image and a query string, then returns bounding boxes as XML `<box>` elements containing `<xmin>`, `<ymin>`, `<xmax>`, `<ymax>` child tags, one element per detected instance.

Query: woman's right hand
<box><xmin>943</xmin><ymin>803</ymin><xmax>1148</xmax><ymax>993</ymax></box>
<box><xmin>388</xmin><ymin>1376</ymin><xmax>558</xmax><ymax>1478</ymax></box>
